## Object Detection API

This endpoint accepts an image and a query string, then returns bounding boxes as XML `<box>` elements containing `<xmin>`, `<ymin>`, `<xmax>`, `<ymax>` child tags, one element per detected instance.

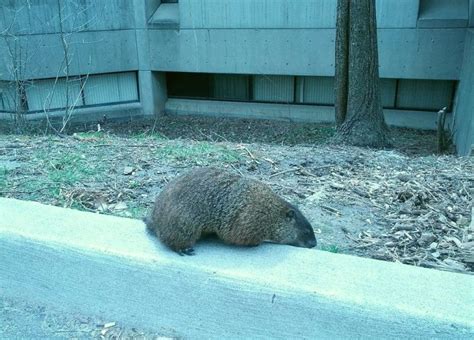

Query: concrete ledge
<box><xmin>165</xmin><ymin>98</ymin><xmax>446</xmax><ymax>130</ymax></box>
<box><xmin>1</xmin><ymin>198</ymin><xmax>473</xmax><ymax>338</ymax></box>
<box><xmin>418</xmin><ymin>0</ymin><xmax>469</xmax><ymax>28</ymax></box>
<box><xmin>149</xmin><ymin>3</ymin><xmax>180</xmax><ymax>29</ymax></box>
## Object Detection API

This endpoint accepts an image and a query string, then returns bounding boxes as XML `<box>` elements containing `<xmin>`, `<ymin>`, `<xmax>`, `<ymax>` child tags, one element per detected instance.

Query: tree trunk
<box><xmin>333</xmin><ymin>0</ymin><xmax>390</xmax><ymax>148</ymax></box>
<box><xmin>335</xmin><ymin>0</ymin><xmax>349</xmax><ymax>127</ymax></box>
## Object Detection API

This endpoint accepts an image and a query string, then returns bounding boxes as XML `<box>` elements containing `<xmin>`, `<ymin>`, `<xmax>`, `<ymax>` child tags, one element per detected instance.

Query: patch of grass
<box><xmin>35</xmin><ymin>149</ymin><xmax>107</xmax><ymax>187</ymax></box>
<box><xmin>131</xmin><ymin>132</ymin><xmax>167</xmax><ymax>141</ymax></box>
<box><xmin>155</xmin><ymin>142</ymin><xmax>242</xmax><ymax>165</ymax></box>
<box><xmin>48</xmin><ymin>154</ymin><xmax>88</xmax><ymax>184</ymax></box>
<box><xmin>289</xmin><ymin>125</ymin><xmax>335</xmax><ymax>144</ymax></box>
<box><xmin>320</xmin><ymin>244</ymin><xmax>340</xmax><ymax>253</ymax></box>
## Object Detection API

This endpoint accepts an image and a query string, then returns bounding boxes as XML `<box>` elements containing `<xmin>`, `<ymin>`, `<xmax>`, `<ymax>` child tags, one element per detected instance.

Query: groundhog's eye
<box><xmin>286</xmin><ymin>209</ymin><xmax>295</xmax><ymax>219</ymax></box>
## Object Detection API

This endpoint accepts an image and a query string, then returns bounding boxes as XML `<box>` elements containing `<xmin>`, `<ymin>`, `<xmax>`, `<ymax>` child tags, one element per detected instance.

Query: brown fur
<box><xmin>145</xmin><ymin>167</ymin><xmax>316</xmax><ymax>254</ymax></box>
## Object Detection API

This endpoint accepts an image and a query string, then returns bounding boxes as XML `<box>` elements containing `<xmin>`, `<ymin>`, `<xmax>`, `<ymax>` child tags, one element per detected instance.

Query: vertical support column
<box><xmin>138</xmin><ymin>71</ymin><xmax>167</xmax><ymax>116</ymax></box>
<box><xmin>134</xmin><ymin>0</ymin><xmax>167</xmax><ymax>117</ymax></box>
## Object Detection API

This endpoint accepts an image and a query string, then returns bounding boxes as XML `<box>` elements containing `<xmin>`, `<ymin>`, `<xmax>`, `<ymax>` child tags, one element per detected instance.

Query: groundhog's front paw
<box><xmin>178</xmin><ymin>247</ymin><xmax>195</xmax><ymax>256</ymax></box>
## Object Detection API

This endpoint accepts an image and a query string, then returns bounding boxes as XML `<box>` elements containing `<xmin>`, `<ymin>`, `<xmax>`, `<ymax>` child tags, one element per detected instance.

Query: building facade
<box><xmin>0</xmin><ymin>0</ymin><xmax>472</xmax><ymax>155</ymax></box>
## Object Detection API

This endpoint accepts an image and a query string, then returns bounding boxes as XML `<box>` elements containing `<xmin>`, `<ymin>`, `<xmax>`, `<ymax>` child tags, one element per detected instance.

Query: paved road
<box><xmin>1</xmin><ymin>297</ymin><xmax>173</xmax><ymax>339</ymax></box>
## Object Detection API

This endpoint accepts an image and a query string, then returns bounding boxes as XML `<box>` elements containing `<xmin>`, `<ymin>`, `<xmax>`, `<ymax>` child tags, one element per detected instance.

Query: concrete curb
<box><xmin>1</xmin><ymin>198</ymin><xmax>473</xmax><ymax>339</ymax></box>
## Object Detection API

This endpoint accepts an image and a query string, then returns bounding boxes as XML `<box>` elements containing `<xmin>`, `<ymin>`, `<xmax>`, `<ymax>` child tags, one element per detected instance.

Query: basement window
<box><xmin>7</xmin><ymin>72</ymin><xmax>138</xmax><ymax>114</ymax></box>
<box><xmin>166</xmin><ymin>72</ymin><xmax>456</xmax><ymax>112</ymax></box>
<box><xmin>26</xmin><ymin>77</ymin><xmax>84</xmax><ymax>112</ymax></box>
<box><xmin>396</xmin><ymin>79</ymin><xmax>456</xmax><ymax>111</ymax></box>
<box><xmin>0</xmin><ymin>81</ymin><xmax>19</xmax><ymax>113</ymax></box>
<box><xmin>82</xmin><ymin>72</ymin><xmax>139</xmax><ymax>106</ymax></box>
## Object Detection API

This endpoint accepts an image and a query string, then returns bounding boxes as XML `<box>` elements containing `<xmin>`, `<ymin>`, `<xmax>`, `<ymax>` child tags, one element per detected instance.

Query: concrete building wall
<box><xmin>0</xmin><ymin>0</ymin><xmax>472</xmax><ymax>153</ymax></box>
<box><xmin>453</xmin><ymin>29</ymin><xmax>474</xmax><ymax>156</ymax></box>
<box><xmin>149</xmin><ymin>28</ymin><xmax>465</xmax><ymax>79</ymax></box>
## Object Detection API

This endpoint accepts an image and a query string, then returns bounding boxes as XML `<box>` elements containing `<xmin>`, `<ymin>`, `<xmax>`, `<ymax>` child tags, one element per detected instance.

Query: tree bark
<box><xmin>335</xmin><ymin>0</ymin><xmax>349</xmax><ymax>127</ymax></box>
<box><xmin>333</xmin><ymin>0</ymin><xmax>390</xmax><ymax>148</ymax></box>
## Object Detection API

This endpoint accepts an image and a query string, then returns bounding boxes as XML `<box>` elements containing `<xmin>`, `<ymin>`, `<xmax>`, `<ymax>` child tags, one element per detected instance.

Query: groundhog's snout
<box><xmin>305</xmin><ymin>237</ymin><xmax>317</xmax><ymax>248</ymax></box>
<box><xmin>291</xmin><ymin>234</ymin><xmax>317</xmax><ymax>248</ymax></box>
<box><xmin>300</xmin><ymin>232</ymin><xmax>317</xmax><ymax>248</ymax></box>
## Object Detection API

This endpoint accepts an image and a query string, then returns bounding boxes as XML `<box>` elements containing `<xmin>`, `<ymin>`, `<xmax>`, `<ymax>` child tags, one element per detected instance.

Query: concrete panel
<box><xmin>179</xmin><ymin>0</ymin><xmax>337</xmax><ymax>29</ymax></box>
<box><xmin>1</xmin><ymin>198</ymin><xmax>472</xmax><ymax>339</ymax></box>
<box><xmin>178</xmin><ymin>0</ymin><xmax>418</xmax><ymax>29</ymax></box>
<box><xmin>0</xmin><ymin>0</ymin><xmax>136</xmax><ymax>35</ymax></box>
<box><xmin>453</xmin><ymin>29</ymin><xmax>474</xmax><ymax>156</ymax></box>
<box><xmin>0</xmin><ymin>0</ymin><xmax>61</xmax><ymax>35</ymax></box>
<box><xmin>376</xmin><ymin>29</ymin><xmax>465</xmax><ymax>79</ymax></box>
<box><xmin>149</xmin><ymin>28</ymin><xmax>335</xmax><ymax>76</ymax></box>
<box><xmin>61</xmin><ymin>0</ymin><xmax>136</xmax><ymax>32</ymax></box>
<box><xmin>165</xmin><ymin>99</ymin><xmax>443</xmax><ymax>130</ymax></box>
<box><xmin>376</xmin><ymin>0</ymin><xmax>420</xmax><ymax>28</ymax></box>
<box><xmin>135</xmin><ymin>29</ymin><xmax>151</xmax><ymax>71</ymax></box>
<box><xmin>149</xmin><ymin>28</ymin><xmax>465</xmax><ymax>80</ymax></box>
<box><xmin>0</xmin><ymin>30</ymin><xmax>138</xmax><ymax>80</ymax></box>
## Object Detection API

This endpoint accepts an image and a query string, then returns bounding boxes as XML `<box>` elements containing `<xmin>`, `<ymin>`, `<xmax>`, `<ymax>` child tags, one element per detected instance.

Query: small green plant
<box><xmin>128</xmin><ymin>180</ymin><xmax>141</xmax><ymax>189</ymax></box>
<box><xmin>132</xmin><ymin>132</ymin><xmax>167</xmax><ymax>141</ymax></box>
<box><xmin>126</xmin><ymin>204</ymin><xmax>149</xmax><ymax>219</ymax></box>
<box><xmin>320</xmin><ymin>244</ymin><xmax>340</xmax><ymax>253</ymax></box>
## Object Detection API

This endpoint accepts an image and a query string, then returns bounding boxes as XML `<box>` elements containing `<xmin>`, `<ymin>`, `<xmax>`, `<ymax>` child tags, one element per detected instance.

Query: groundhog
<box><xmin>144</xmin><ymin>167</ymin><xmax>317</xmax><ymax>255</ymax></box>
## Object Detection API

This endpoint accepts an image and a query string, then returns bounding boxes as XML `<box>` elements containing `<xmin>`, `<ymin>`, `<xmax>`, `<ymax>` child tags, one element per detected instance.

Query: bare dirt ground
<box><xmin>1</xmin><ymin>115</ymin><xmax>473</xmax><ymax>274</ymax></box>
<box><xmin>1</xmin><ymin>297</ymin><xmax>176</xmax><ymax>339</ymax></box>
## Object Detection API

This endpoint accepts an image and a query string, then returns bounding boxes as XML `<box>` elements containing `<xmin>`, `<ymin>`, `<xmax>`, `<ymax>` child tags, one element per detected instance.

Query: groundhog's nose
<box><xmin>306</xmin><ymin>238</ymin><xmax>317</xmax><ymax>248</ymax></box>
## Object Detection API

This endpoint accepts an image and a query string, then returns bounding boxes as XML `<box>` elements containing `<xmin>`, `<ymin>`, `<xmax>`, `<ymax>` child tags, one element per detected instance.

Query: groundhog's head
<box><xmin>271</xmin><ymin>203</ymin><xmax>317</xmax><ymax>248</ymax></box>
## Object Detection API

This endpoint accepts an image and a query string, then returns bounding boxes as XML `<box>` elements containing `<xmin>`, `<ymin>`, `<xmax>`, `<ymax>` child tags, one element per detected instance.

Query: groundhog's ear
<box><xmin>286</xmin><ymin>209</ymin><xmax>295</xmax><ymax>219</ymax></box>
